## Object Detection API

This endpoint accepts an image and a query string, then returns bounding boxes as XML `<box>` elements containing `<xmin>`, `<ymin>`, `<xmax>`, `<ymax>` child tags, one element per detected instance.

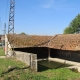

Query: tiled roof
<box><xmin>7</xmin><ymin>34</ymin><xmax>80</xmax><ymax>50</ymax></box>
<box><xmin>8</xmin><ymin>34</ymin><xmax>52</xmax><ymax>48</ymax></box>
<box><xmin>49</xmin><ymin>34</ymin><xmax>80</xmax><ymax>50</ymax></box>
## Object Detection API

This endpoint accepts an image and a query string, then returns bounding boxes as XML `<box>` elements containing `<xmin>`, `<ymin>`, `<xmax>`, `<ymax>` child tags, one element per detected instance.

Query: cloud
<box><xmin>41</xmin><ymin>0</ymin><xmax>67</xmax><ymax>9</ymax></box>
<box><xmin>41</xmin><ymin>0</ymin><xmax>54</xmax><ymax>9</ymax></box>
<box><xmin>40</xmin><ymin>0</ymin><xmax>79</xmax><ymax>12</ymax></box>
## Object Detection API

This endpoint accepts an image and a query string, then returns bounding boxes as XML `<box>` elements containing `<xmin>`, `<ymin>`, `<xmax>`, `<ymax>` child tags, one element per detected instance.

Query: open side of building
<box><xmin>14</xmin><ymin>47</ymin><xmax>80</xmax><ymax>62</ymax></box>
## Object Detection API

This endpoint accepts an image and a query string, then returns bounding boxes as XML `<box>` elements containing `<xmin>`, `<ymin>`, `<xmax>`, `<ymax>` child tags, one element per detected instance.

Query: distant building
<box><xmin>0</xmin><ymin>35</ymin><xmax>5</xmax><ymax>46</ymax></box>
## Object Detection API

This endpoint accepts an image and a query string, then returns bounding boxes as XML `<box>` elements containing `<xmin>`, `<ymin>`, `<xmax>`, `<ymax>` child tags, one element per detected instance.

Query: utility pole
<box><xmin>7</xmin><ymin>0</ymin><xmax>15</xmax><ymax>56</ymax></box>
<box><xmin>2</xmin><ymin>23</ymin><xmax>6</xmax><ymax>49</ymax></box>
<box><xmin>8</xmin><ymin>0</ymin><xmax>15</xmax><ymax>34</ymax></box>
<box><xmin>4</xmin><ymin>23</ymin><xmax>6</xmax><ymax>34</ymax></box>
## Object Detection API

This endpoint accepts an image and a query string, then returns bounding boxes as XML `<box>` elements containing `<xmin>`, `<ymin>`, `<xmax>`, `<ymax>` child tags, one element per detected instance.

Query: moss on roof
<box><xmin>7</xmin><ymin>34</ymin><xmax>80</xmax><ymax>50</ymax></box>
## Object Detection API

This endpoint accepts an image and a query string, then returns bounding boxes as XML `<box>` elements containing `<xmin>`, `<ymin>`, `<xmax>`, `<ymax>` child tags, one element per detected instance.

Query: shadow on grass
<box><xmin>1</xmin><ymin>66</ymin><xmax>30</xmax><ymax>77</ymax></box>
<box><xmin>38</xmin><ymin>64</ymin><xmax>51</xmax><ymax>72</ymax></box>
<box><xmin>38</xmin><ymin>63</ymin><xmax>72</xmax><ymax>72</ymax></box>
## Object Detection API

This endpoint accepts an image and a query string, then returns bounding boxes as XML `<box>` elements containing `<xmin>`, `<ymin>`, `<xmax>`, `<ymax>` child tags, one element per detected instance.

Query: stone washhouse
<box><xmin>5</xmin><ymin>34</ymin><xmax>80</xmax><ymax>71</ymax></box>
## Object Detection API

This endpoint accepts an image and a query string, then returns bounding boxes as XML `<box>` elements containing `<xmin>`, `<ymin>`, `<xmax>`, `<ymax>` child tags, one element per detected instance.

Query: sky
<box><xmin>0</xmin><ymin>0</ymin><xmax>80</xmax><ymax>35</ymax></box>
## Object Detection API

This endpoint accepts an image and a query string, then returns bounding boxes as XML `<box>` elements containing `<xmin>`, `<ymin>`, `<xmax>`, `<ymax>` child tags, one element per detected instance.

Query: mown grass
<box><xmin>0</xmin><ymin>48</ymin><xmax>5</xmax><ymax>56</ymax></box>
<box><xmin>0</xmin><ymin>58</ymin><xmax>80</xmax><ymax>80</ymax></box>
<box><xmin>0</xmin><ymin>58</ymin><xmax>27</xmax><ymax>74</ymax></box>
<box><xmin>0</xmin><ymin>48</ymin><xmax>80</xmax><ymax>80</ymax></box>
<box><xmin>41</xmin><ymin>68</ymin><xmax>80</xmax><ymax>80</ymax></box>
<box><xmin>0</xmin><ymin>58</ymin><xmax>49</xmax><ymax>80</ymax></box>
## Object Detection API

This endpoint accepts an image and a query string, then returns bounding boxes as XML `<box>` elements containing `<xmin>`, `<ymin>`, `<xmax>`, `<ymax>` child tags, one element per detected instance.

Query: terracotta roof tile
<box><xmin>49</xmin><ymin>34</ymin><xmax>80</xmax><ymax>50</ymax></box>
<box><xmin>7</xmin><ymin>34</ymin><xmax>52</xmax><ymax>48</ymax></box>
<box><xmin>7</xmin><ymin>34</ymin><xmax>80</xmax><ymax>50</ymax></box>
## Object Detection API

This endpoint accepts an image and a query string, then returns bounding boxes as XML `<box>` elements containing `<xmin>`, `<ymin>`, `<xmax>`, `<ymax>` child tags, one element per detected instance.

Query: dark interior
<box><xmin>14</xmin><ymin>47</ymin><xmax>48</xmax><ymax>59</ymax></box>
<box><xmin>50</xmin><ymin>48</ymin><xmax>80</xmax><ymax>62</ymax></box>
<box><xmin>14</xmin><ymin>47</ymin><xmax>80</xmax><ymax>62</ymax></box>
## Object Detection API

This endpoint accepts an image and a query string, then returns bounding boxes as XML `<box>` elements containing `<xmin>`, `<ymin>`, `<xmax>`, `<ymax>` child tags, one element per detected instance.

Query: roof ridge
<box><xmin>47</xmin><ymin>34</ymin><xmax>58</xmax><ymax>47</ymax></box>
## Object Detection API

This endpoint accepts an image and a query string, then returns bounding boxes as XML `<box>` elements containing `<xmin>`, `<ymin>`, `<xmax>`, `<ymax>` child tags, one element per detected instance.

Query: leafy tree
<box><xmin>63</xmin><ymin>14</ymin><xmax>80</xmax><ymax>34</ymax></box>
<box><xmin>20</xmin><ymin>32</ymin><xmax>26</xmax><ymax>35</ymax></box>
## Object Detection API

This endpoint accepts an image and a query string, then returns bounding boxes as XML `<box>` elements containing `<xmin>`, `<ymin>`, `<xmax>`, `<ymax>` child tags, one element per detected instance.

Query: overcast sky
<box><xmin>0</xmin><ymin>0</ymin><xmax>80</xmax><ymax>35</ymax></box>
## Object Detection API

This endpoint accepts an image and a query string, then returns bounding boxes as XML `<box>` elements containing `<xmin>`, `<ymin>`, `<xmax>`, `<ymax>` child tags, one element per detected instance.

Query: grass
<box><xmin>1</xmin><ymin>60</ymin><xmax>80</xmax><ymax>80</ymax></box>
<box><xmin>0</xmin><ymin>58</ymin><xmax>49</xmax><ymax>80</ymax></box>
<box><xmin>0</xmin><ymin>58</ymin><xmax>29</xmax><ymax>79</ymax></box>
<box><xmin>0</xmin><ymin>48</ymin><xmax>80</xmax><ymax>80</ymax></box>
<box><xmin>0</xmin><ymin>58</ymin><xmax>27</xmax><ymax>74</ymax></box>
<box><xmin>41</xmin><ymin>68</ymin><xmax>80</xmax><ymax>80</ymax></box>
<box><xmin>0</xmin><ymin>48</ymin><xmax>5</xmax><ymax>56</ymax></box>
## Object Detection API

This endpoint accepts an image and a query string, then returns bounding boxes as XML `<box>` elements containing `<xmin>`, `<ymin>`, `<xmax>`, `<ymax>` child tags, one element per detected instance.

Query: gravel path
<box><xmin>0</xmin><ymin>56</ymin><xmax>6</xmax><ymax>58</ymax></box>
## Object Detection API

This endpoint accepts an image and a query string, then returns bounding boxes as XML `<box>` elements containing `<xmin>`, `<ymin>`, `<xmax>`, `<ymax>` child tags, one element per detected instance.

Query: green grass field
<box><xmin>0</xmin><ymin>48</ymin><xmax>5</xmax><ymax>56</ymax></box>
<box><xmin>0</xmin><ymin>48</ymin><xmax>80</xmax><ymax>80</ymax></box>
<box><xmin>40</xmin><ymin>68</ymin><xmax>80</xmax><ymax>80</ymax></box>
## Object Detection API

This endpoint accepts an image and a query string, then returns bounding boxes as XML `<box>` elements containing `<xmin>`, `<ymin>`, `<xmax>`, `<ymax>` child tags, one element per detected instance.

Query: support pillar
<box><xmin>30</xmin><ymin>54</ymin><xmax>37</xmax><ymax>72</ymax></box>
<box><xmin>48</xmin><ymin>48</ymin><xmax>51</xmax><ymax>59</ymax></box>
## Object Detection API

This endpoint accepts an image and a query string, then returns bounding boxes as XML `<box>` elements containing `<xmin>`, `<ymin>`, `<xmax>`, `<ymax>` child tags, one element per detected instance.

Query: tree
<box><xmin>63</xmin><ymin>14</ymin><xmax>80</xmax><ymax>34</ymax></box>
<box><xmin>20</xmin><ymin>32</ymin><xmax>26</xmax><ymax>35</ymax></box>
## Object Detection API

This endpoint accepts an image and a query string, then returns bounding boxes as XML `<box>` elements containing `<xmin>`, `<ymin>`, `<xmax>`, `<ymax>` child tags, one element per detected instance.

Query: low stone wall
<box><xmin>14</xmin><ymin>51</ymin><xmax>31</xmax><ymax>65</ymax></box>
<box><xmin>14</xmin><ymin>51</ymin><xmax>37</xmax><ymax>71</ymax></box>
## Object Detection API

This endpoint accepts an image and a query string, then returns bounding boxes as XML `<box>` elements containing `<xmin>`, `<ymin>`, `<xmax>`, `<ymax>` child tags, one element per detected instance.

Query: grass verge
<box><xmin>0</xmin><ymin>48</ymin><xmax>5</xmax><ymax>56</ymax></box>
<box><xmin>41</xmin><ymin>68</ymin><xmax>80</xmax><ymax>80</ymax></box>
<box><xmin>0</xmin><ymin>58</ymin><xmax>80</xmax><ymax>80</ymax></box>
<box><xmin>0</xmin><ymin>58</ymin><xmax>49</xmax><ymax>80</ymax></box>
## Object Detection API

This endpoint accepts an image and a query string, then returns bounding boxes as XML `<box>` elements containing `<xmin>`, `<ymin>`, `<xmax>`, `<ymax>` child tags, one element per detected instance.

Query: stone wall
<box><xmin>50</xmin><ymin>49</ymin><xmax>80</xmax><ymax>62</ymax></box>
<box><xmin>5</xmin><ymin>34</ymin><xmax>13</xmax><ymax>57</ymax></box>
<box><xmin>14</xmin><ymin>51</ymin><xmax>37</xmax><ymax>71</ymax></box>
